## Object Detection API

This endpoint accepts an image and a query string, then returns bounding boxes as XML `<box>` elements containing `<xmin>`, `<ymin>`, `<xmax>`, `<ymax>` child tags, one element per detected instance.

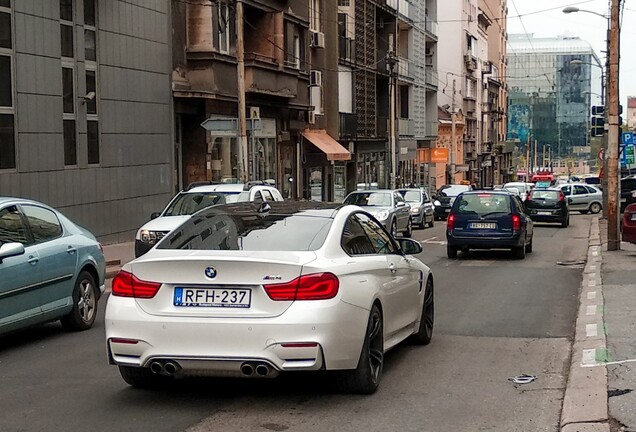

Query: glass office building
<box><xmin>507</xmin><ymin>35</ymin><xmax>602</xmax><ymax>157</ymax></box>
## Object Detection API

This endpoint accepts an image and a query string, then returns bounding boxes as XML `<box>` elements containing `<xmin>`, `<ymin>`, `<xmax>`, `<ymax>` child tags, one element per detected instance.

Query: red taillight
<box><xmin>447</xmin><ymin>214</ymin><xmax>456</xmax><ymax>230</ymax></box>
<box><xmin>111</xmin><ymin>270</ymin><xmax>162</xmax><ymax>298</ymax></box>
<box><xmin>281</xmin><ymin>343</ymin><xmax>319</xmax><ymax>348</ymax></box>
<box><xmin>512</xmin><ymin>214</ymin><xmax>522</xmax><ymax>231</ymax></box>
<box><xmin>559</xmin><ymin>192</ymin><xmax>565</xmax><ymax>202</ymax></box>
<box><xmin>264</xmin><ymin>272</ymin><xmax>339</xmax><ymax>301</ymax></box>
<box><xmin>110</xmin><ymin>338</ymin><xmax>139</xmax><ymax>345</ymax></box>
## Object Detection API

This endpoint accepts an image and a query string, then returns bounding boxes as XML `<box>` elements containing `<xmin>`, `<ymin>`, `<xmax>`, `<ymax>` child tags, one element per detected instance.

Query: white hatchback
<box><xmin>106</xmin><ymin>201</ymin><xmax>434</xmax><ymax>394</ymax></box>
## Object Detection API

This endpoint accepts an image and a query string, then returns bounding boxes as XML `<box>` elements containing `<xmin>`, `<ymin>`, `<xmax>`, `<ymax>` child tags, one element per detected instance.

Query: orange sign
<box><xmin>430</xmin><ymin>148</ymin><xmax>449</xmax><ymax>163</ymax></box>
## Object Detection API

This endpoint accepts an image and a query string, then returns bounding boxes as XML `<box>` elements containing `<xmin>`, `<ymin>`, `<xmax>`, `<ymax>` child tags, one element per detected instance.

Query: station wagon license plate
<box><xmin>538</xmin><ymin>211</ymin><xmax>552</xmax><ymax>215</ymax></box>
<box><xmin>469</xmin><ymin>222</ymin><xmax>496</xmax><ymax>229</ymax></box>
<box><xmin>631</xmin><ymin>214</ymin><xmax>636</xmax><ymax>221</ymax></box>
<box><xmin>173</xmin><ymin>287</ymin><xmax>251</xmax><ymax>308</ymax></box>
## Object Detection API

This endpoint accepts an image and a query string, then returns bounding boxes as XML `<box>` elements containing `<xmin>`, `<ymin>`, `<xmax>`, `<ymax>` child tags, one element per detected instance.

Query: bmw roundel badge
<box><xmin>204</xmin><ymin>266</ymin><xmax>217</xmax><ymax>279</ymax></box>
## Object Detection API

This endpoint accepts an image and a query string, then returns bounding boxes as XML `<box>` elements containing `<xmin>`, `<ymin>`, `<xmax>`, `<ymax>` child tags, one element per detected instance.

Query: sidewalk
<box><xmin>600</xmin><ymin>220</ymin><xmax>636</xmax><ymax>432</ymax></box>
<box><xmin>103</xmin><ymin>241</ymin><xmax>135</xmax><ymax>279</ymax></box>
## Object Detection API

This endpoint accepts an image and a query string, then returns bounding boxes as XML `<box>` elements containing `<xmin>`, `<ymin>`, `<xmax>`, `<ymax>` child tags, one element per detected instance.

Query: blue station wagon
<box><xmin>0</xmin><ymin>198</ymin><xmax>106</xmax><ymax>335</ymax></box>
<box><xmin>445</xmin><ymin>191</ymin><xmax>534</xmax><ymax>259</ymax></box>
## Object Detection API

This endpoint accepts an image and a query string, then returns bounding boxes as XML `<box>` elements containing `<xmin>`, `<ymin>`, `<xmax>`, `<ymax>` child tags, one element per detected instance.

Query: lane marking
<box><xmin>582</xmin><ymin>349</ymin><xmax>597</xmax><ymax>367</ymax></box>
<box><xmin>589</xmin><ymin>265</ymin><xmax>597</xmax><ymax>271</ymax></box>
<box><xmin>586</xmin><ymin>324</ymin><xmax>598</xmax><ymax>337</ymax></box>
<box><xmin>587</xmin><ymin>291</ymin><xmax>597</xmax><ymax>300</ymax></box>
<box><xmin>586</xmin><ymin>305</ymin><xmax>597</xmax><ymax>316</ymax></box>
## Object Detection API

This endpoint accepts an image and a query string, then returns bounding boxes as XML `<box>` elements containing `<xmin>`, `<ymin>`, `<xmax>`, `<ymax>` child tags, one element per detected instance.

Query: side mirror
<box><xmin>150</xmin><ymin>212</ymin><xmax>161</xmax><ymax>220</ymax></box>
<box><xmin>433</xmin><ymin>200</ymin><xmax>441</xmax><ymax>207</ymax></box>
<box><xmin>0</xmin><ymin>242</ymin><xmax>25</xmax><ymax>263</ymax></box>
<box><xmin>396</xmin><ymin>201</ymin><xmax>407</xmax><ymax>208</ymax></box>
<box><xmin>398</xmin><ymin>238</ymin><xmax>423</xmax><ymax>255</ymax></box>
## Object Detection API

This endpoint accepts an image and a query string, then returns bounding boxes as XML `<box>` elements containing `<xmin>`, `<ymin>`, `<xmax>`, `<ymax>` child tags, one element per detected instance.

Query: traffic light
<box><xmin>591</xmin><ymin>105</ymin><xmax>605</xmax><ymax>137</ymax></box>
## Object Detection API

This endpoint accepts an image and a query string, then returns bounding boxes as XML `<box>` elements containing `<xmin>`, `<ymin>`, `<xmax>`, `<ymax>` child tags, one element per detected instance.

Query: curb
<box><xmin>560</xmin><ymin>216</ymin><xmax>609</xmax><ymax>432</ymax></box>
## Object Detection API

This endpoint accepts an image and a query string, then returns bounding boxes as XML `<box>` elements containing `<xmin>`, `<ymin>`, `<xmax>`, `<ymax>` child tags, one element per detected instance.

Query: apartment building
<box><xmin>0</xmin><ymin>0</ymin><xmax>172</xmax><ymax>242</ymax></box>
<box><xmin>628</xmin><ymin>96</ymin><xmax>636</xmax><ymax>131</ymax></box>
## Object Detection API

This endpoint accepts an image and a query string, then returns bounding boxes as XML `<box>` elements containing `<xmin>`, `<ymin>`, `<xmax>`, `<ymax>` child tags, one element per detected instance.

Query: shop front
<box><xmin>301</xmin><ymin>130</ymin><xmax>351</xmax><ymax>202</ymax></box>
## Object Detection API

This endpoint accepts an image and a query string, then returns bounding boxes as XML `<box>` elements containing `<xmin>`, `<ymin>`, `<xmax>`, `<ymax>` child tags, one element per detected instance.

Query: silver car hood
<box><xmin>364</xmin><ymin>206</ymin><xmax>393</xmax><ymax>216</ymax></box>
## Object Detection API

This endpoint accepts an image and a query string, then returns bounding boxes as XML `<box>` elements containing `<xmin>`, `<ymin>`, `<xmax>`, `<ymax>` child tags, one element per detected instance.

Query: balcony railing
<box><xmin>424</xmin><ymin>121</ymin><xmax>438</xmax><ymax>138</ymax></box>
<box><xmin>398</xmin><ymin>118</ymin><xmax>414</xmax><ymax>136</ymax></box>
<box><xmin>339</xmin><ymin>112</ymin><xmax>358</xmax><ymax>138</ymax></box>
<box><xmin>424</xmin><ymin>16</ymin><xmax>438</xmax><ymax>40</ymax></box>
<box><xmin>397</xmin><ymin>57</ymin><xmax>411</xmax><ymax>78</ymax></box>
<box><xmin>425</xmin><ymin>67</ymin><xmax>438</xmax><ymax>89</ymax></box>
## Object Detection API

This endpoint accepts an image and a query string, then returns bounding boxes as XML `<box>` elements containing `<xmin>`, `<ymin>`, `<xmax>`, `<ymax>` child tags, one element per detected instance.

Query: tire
<box><xmin>447</xmin><ymin>245</ymin><xmax>458</xmax><ymax>259</ymax></box>
<box><xmin>61</xmin><ymin>270</ymin><xmax>98</xmax><ymax>331</ymax></box>
<box><xmin>589</xmin><ymin>202</ymin><xmax>602</xmax><ymax>214</ymax></box>
<box><xmin>403</xmin><ymin>218</ymin><xmax>412</xmax><ymax>237</ymax></box>
<box><xmin>525</xmin><ymin>240</ymin><xmax>533</xmax><ymax>253</ymax></box>
<box><xmin>561</xmin><ymin>217</ymin><xmax>569</xmax><ymax>228</ymax></box>
<box><xmin>411</xmin><ymin>278</ymin><xmax>434</xmax><ymax>345</ymax></box>
<box><xmin>340</xmin><ymin>304</ymin><xmax>384</xmax><ymax>394</ymax></box>
<box><xmin>391</xmin><ymin>220</ymin><xmax>398</xmax><ymax>238</ymax></box>
<box><xmin>513</xmin><ymin>244</ymin><xmax>526</xmax><ymax>259</ymax></box>
<box><xmin>580</xmin><ymin>210</ymin><xmax>589</xmax><ymax>215</ymax></box>
<box><xmin>427</xmin><ymin>218</ymin><xmax>434</xmax><ymax>228</ymax></box>
<box><xmin>118</xmin><ymin>365</ymin><xmax>161</xmax><ymax>388</ymax></box>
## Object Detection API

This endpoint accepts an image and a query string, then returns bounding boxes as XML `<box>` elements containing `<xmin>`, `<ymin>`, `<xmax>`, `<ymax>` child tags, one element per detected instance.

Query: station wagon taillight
<box><xmin>447</xmin><ymin>214</ymin><xmax>456</xmax><ymax>230</ymax></box>
<box><xmin>264</xmin><ymin>272</ymin><xmax>339</xmax><ymax>301</ymax></box>
<box><xmin>512</xmin><ymin>214</ymin><xmax>522</xmax><ymax>231</ymax></box>
<box><xmin>112</xmin><ymin>270</ymin><xmax>162</xmax><ymax>298</ymax></box>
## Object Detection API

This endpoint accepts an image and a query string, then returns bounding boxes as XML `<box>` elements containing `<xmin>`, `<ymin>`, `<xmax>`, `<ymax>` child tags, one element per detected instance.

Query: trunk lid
<box><xmin>130</xmin><ymin>250</ymin><xmax>317</xmax><ymax>318</ymax></box>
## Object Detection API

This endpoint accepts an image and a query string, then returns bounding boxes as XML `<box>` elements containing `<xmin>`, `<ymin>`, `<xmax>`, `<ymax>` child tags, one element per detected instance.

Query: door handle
<box><xmin>67</xmin><ymin>246</ymin><xmax>77</xmax><ymax>254</ymax></box>
<box><xmin>27</xmin><ymin>256</ymin><xmax>39</xmax><ymax>265</ymax></box>
<box><xmin>388</xmin><ymin>263</ymin><xmax>397</xmax><ymax>273</ymax></box>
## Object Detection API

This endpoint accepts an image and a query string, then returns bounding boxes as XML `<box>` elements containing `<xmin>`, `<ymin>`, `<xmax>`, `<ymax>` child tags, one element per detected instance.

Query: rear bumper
<box><xmin>622</xmin><ymin>223</ymin><xmax>636</xmax><ymax>243</ymax></box>
<box><xmin>105</xmin><ymin>295</ymin><xmax>368</xmax><ymax>374</ymax></box>
<box><xmin>529</xmin><ymin>212</ymin><xmax>566</xmax><ymax>223</ymax></box>
<box><xmin>446</xmin><ymin>232</ymin><xmax>524</xmax><ymax>249</ymax></box>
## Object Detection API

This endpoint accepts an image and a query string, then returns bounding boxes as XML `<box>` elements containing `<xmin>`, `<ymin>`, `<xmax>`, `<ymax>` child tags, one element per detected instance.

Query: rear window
<box><xmin>165</xmin><ymin>192</ymin><xmax>232</xmax><ymax>216</ymax></box>
<box><xmin>344</xmin><ymin>192</ymin><xmax>392</xmax><ymax>206</ymax></box>
<box><xmin>438</xmin><ymin>185</ymin><xmax>471</xmax><ymax>197</ymax></box>
<box><xmin>530</xmin><ymin>190</ymin><xmax>561</xmax><ymax>200</ymax></box>
<box><xmin>158</xmin><ymin>211</ymin><xmax>332</xmax><ymax>251</ymax></box>
<box><xmin>455</xmin><ymin>194</ymin><xmax>511</xmax><ymax>216</ymax></box>
<box><xmin>584</xmin><ymin>177</ymin><xmax>600</xmax><ymax>185</ymax></box>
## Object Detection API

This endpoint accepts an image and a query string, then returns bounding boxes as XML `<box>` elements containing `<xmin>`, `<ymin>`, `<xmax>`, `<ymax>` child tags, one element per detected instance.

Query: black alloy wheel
<box><xmin>412</xmin><ymin>278</ymin><xmax>434</xmax><ymax>345</ymax></box>
<box><xmin>391</xmin><ymin>220</ymin><xmax>398</xmax><ymax>238</ymax></box>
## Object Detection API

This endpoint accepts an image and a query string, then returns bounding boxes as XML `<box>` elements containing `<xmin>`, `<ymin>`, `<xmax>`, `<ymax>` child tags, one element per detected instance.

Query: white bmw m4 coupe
<box><xmin>105</xmin><ymin>201</ymin><xmax>434</xmax><ymax>394</ymax></box>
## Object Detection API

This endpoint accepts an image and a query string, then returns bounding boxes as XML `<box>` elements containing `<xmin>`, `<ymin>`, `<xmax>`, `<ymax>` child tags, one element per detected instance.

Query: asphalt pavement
<box><xmin>0</xmin><ymin>215</ymin><xmax>593</xmax><ymax>432</ymax></box>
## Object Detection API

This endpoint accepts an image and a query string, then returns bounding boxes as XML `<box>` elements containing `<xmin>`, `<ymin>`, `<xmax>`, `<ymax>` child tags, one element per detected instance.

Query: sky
<box><xmin>506</xmin><ymin>0</ymin><xmax>635</xmax><ymax>108</ymax></box>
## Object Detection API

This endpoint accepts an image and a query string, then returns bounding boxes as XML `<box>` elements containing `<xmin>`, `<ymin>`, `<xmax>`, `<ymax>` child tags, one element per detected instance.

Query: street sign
<box><xmin>430</xmin><ymin>148</ymin><xmax>449</xmax><ymax>163</ymax></box>
<box><xmin>598</xmin><ymin>148</ymin><xmax>605</xmax><ymax>161</ymax></box>
<box><xmin>622</xmin><ymin>132</ymin><xmax>635</xmax><ymax>145</ymax></box>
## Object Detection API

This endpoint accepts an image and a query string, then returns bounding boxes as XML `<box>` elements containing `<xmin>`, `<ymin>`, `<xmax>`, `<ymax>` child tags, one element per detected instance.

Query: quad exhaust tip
<box><xmin>240</xmin><ymin>362</ymin><xmax>272</xmax><ymax>377</ymax></box>
<box><xmin>255</xmin><ymin>364</ymin><xmax>270</xmax><ymax>376</ymax></box>
<box><xmin>149</xmin><ymin>360</ymin><xmax>181</xmax><ymax>376</ymax></box>
<box><xmin>240</xmin><ymin>363</ymin><xmax>254</xmax><ymax>376</ymax></box>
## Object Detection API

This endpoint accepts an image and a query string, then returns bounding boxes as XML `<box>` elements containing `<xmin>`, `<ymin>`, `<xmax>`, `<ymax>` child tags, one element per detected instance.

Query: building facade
<box><xmin>507</xmin><ymin>35</ymin><xmax>602</xmax><ymax>163</ymax></box>
<box><xmin>0</xmin><ymin>0</ymin><xmax>173</xmax><ymax>243</ymax></box>
<box><xmin>628</xmin><ymin>96</ymin><xmax>636</xmax><ymax>131</ymax></box>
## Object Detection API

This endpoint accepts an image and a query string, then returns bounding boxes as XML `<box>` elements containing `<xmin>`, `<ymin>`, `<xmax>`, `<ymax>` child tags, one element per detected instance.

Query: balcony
<box><xmin>464</xmin><ymin>54</ymin><xmax>477</xmax><ymax>72</ymax></box>
<box><xmin>397</xmin><ymin>57</ymin><xmax>413</xmax><ymax>79</ymax></box>
<box><xmin>398</xmin><ymin>118</ymin><xmax>414</xmax><ymax>136</ymax></box>
<box><xmin>424</xmin><ymin>16</ymin><xmax>438</xmax><ymax>40</ymax></box>
<box><xmin>424</xmin><ymin>67</ymin><xmax>438</xmax><ymax>90</ymax></box>
<box><xmin>387</xmin><ymin>0</ymin><xmax>410</xmax><ymax>19</ymax></box>
<box><xmin>244</xmin><ymin>53</ymin><xmax>302</xmax><ymax>98</ymax></box>
<box><xmin>424</xmin><ymin>121</ymin><xmax>438</xmax><ymax>138</ymax></box>
<box><xmin>339</xmin><ymin>113</ymin><xmax>358</xmax><ymax>138</ymax></box>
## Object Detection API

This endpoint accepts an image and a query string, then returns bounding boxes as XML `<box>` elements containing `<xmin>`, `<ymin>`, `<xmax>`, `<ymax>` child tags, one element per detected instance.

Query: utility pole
<box><xmin>534</xmin><ymin>139</ymin><xmax>538</xmax><ymax>173</ymax></box>
<box><xmin>607</xmin><ymin>0</ymin><xmax>621</xmax><ymax>251</ymax></box>
<box><xmin>236</xmin><ymin>0</ymin><xmax>249</xmax><ymax>182</ymax></box>
<box><xmin>450</xmin><ymin>79</ymin><xmax>456</xmax><ymax>184</ymax></box>
<box><xmin>526</xmin><ymin>135</ymin><xmax>530</xmax><ymax>181</ymax></box>
<box><xmin>388</xmin><ymin>33</ymin><xmax>397</xmax><ymax>189</ymax></box>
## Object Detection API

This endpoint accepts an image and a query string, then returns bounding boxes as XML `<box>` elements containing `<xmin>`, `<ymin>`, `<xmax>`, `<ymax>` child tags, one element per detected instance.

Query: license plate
<box><xmin>174</xmin><ymin>287</ymin><xmax>251</xmax><ymax>308</ymax></box>
<box><xmin>445</xmin><ymin>209</ymin><xmax>450</xmax><ymax>213</ymax></box>
<box><xmin>621</xmin><ymin>198</ymin><xmax>627</xmax><ymax>203</ymax></box>
<box><xmin>469</xmin><ymin>222</ymin><xmax>496</xmax><ymax>229</ymax></box>
<box><xmin>631</xmin><ymin>213</ymin><xmax>636</xmax><ymax>221</ymax></box>
<box><xmin>538</xmin><ymin>211</ymin><xmax>552</xmax><ymax>215</ymax></box>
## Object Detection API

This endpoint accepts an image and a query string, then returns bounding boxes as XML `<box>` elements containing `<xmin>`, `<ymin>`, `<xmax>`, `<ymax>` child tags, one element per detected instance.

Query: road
<box><xmin>0</xmin><ymin>215</ymin><xmax>592</xmax><ymax>432</ymax></box>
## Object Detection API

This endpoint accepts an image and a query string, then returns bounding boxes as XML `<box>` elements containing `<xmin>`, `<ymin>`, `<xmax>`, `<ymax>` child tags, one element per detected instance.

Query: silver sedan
<box><xmin>556</xmin><ymin>183</ymin><xmax>603</xmax><ymax>214</ymax></box>
<box><xmin>343</xmin><ymin>190</ymin><xmax>412</xmax><ymax>237</ymax></box>
<box><xmin>398</xmin><ymin>188</ymin><xmax>435</xmax><ymax>228</ymax></box>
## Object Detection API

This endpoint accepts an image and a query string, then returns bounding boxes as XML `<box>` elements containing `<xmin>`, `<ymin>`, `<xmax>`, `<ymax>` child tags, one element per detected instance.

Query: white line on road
<box><xmin>581</xmin><ymin>349</ymin><xmax>597</xmax><ymax>367</ymax></box>
<box><xmin>589</xmin><ymin>265</ymin><xmax>597</xmax><ymax>271</ymax></box>
<box><xmin>587</xmin><ymin>291</ymin><xmax>597</xmax><ymax>300</ymax></box>
<box><xmin>586</xmin><ymin>324</ymin><xmax>598</xmax><ymax>338</ymax></box>
<box><xmin>586</xmin><ymin>305</ymin><xmax>597</xmax><ymax>316</ymax></box>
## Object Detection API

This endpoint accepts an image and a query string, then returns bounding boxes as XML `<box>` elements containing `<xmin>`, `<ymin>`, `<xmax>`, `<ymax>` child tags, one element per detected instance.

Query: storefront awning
<box><xmin>302</xmin><ymin>130</ymin><xmax>351</xmax><ymax>161</ymax></box>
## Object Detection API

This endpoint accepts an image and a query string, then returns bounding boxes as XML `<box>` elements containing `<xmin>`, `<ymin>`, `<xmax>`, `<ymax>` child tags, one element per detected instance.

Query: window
<box><xmin>83</xmin><ymin>0</ymin><xmax>95</xmax><ymax>26</ymax></box>
<box><xmin>261</xmin><ymin>190</ymin><xmax>275</xmax><ymax>201</ymax></box>
<box><xmin>62</xmin><ymin>67</ymin><xmax>74</xmax><ymax>114</ymax></box>
<box><xmin>21</xmin><ymin>205</ymin><xmax>63</xmax><ymax>243</ymax></box>
<box><xmin>285</xmin><ymin>22</ymin><xmax>304</xmax><ymax>69</ymax></box>
<box><xmin>61</xmin><ymin>24</ymin><xmax>74</xmax><ymax>58</ymax></box>
<box><xmin>84</xmin><ymin>0</ymin><xmax>99</xmax><ymax>165</ymax></box>
<box><xmin>310</xmin><ymin>0</ymin><xmax>321</xmax><ymax>32</ymax></box>
<box><xmin>84</xmin><ymin>29</ymin><xmax>96</xmax><ymax>61</ymax></box>
<box><xmin>216</xmin><ymin>1</ymin><xmax>229</xmax><ymax>53</ymax></box>
<box><xmin>0</xmin><ymin>0</ymin><xmax>15</xmax><ymax>169</ymax></box>
<box><xmin>0</xmin><ymin>206</ymin><xmax>29</xmax><ymax>245</ymax></box>
<box><xmin>561</xmin><ymin>185</ymin><xmax>572</xmax><ymax>195</ymax></box>
<box><xmin>356</xmin><ymin>213</ymin><xmax>396</xmax><ymax>254</ymax></box>
<box><xmin>341</xmin><ymin>215</ymin><xmax>376</xmax><ymax>255</ymax></box>
<box><xmin>455</xmin><ymin>194</ymin><xmax>511</xmax><ymax>216</ymax></box>
<box><xmin>574</xmin><ymin>185</ymin><xmax>589</xmax><ymax>195</ymax></box>
<box><xmin>60</xmin><ymin>0</ymin><xmax>73</xmax><ymax>21</ymax></box>
<box><xmin>85</xmin><ymin>70</ymin><xmax>97</xmax><ymax>114</ymax></box>
<box><xmin>585</xmin><ymin>186</ymin><xmax>598</xmax><ymax>194</ymax></box>
<box><xmin>63</xmin><ymin>119</ymin><xmax>77</xmax><ymax>166</ymax></box>
<box><xmin>87</xmin><ymin>120</ymin><xmax>99</xmax><ymax>164</ymax></box>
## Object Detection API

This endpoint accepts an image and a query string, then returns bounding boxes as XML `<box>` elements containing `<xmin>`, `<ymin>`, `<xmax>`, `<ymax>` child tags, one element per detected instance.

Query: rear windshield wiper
<box><xmin>478</xmin><ymin>211</ymin><xmax>510</xmax><ymax>218</ymax></box>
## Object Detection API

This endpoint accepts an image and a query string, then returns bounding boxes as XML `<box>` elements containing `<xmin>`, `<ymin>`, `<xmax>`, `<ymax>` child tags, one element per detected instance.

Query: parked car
<box><xmin>446</xmin><ymin>190</ymin><xmax>534</xmax><ymax>259</ymax></box>
<box><xmin>343</xmin><ymin>190</ymin><xmax>412</xmax><ymax>237</ymax></box>
<box><xmin>398</xmin><ymin>188</ymin><xmax>434</xmax><ymax>229</ymax></box>
<box><xmin>135</xmin><ymin>182</ymin><xmax>284</xmax><ymax>257</ymax></box>
<box><xmin>622</xmin><ymin>203</ymin><xmax>636</xmax><ymax>244</ymax></box>
<box><xmin>556</xmin><ymin>183</ymin><xmax>603</xmax><ymax>214</ymax></box>
<box><xmin>524</xmin><ymin>188</ymin><xmax>570</xmax><ymax>227</ymax></box>
<box><xmin>503</xmin><ymin>182</ymin><xmax>534</xmax><ymax>201</ymax></box>
<box><xmin>106</xmin><ymin>201</ymin><xmax>434</xmax><ymax>394</ymax></box>
<box><xmin>0</xmin><ymin>197</ymin><xmax>105</xmax><ymax>336</ymax></box>
<box><xmin>433</xmin><ymin>184</ymin><xmax>472</xmax><ymax>220</ymax></box>
<box><xmin>621</xmin><ymin>177</ymin><xmax>636</xmax><ymax>213</ymax></box>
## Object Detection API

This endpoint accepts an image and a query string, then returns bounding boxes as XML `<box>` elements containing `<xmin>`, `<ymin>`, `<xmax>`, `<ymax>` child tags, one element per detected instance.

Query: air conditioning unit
<box><xmin>310</xmin><ymin>31</ymin><xmax>325</xmax><ymax>48</ymax></box>
<box><xmin>248</xmin><ymin>106</ymin><xmax>260</xmax><ymax>119</ymax></box>
<box><xmin>310</xmin><ymin>70</ymin><xmax>322</xmax><ymax>86</ymax></box>
<box><xmin>308</xmin><ymin>111</ymin><xmax>316</xmax><ymax>124</ymax></box>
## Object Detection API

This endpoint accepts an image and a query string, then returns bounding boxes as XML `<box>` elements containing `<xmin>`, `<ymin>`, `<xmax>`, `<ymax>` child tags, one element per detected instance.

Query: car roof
<box><xmin>460</xmin><ymin>190</ymin><xmax>514</xmax><ymax>196</ymax></box>
<box><xmin>0</xmin><ymin>196</ymin><xmax>49</xmax><ymax>207</ymax></box>
<box><xmin>186</xmin><ymin>184</ymin><xmax>245</xmax><ymax>193</ymax></box>
<box><xmin>192</xmin><ymin>200</ymin><xmax>344</xmax><ymax>219</ymax></box>
<box><xmin>349</xmin><ymin>189</ymin><xmax>394</xmax><ymax>193</ymax></box>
